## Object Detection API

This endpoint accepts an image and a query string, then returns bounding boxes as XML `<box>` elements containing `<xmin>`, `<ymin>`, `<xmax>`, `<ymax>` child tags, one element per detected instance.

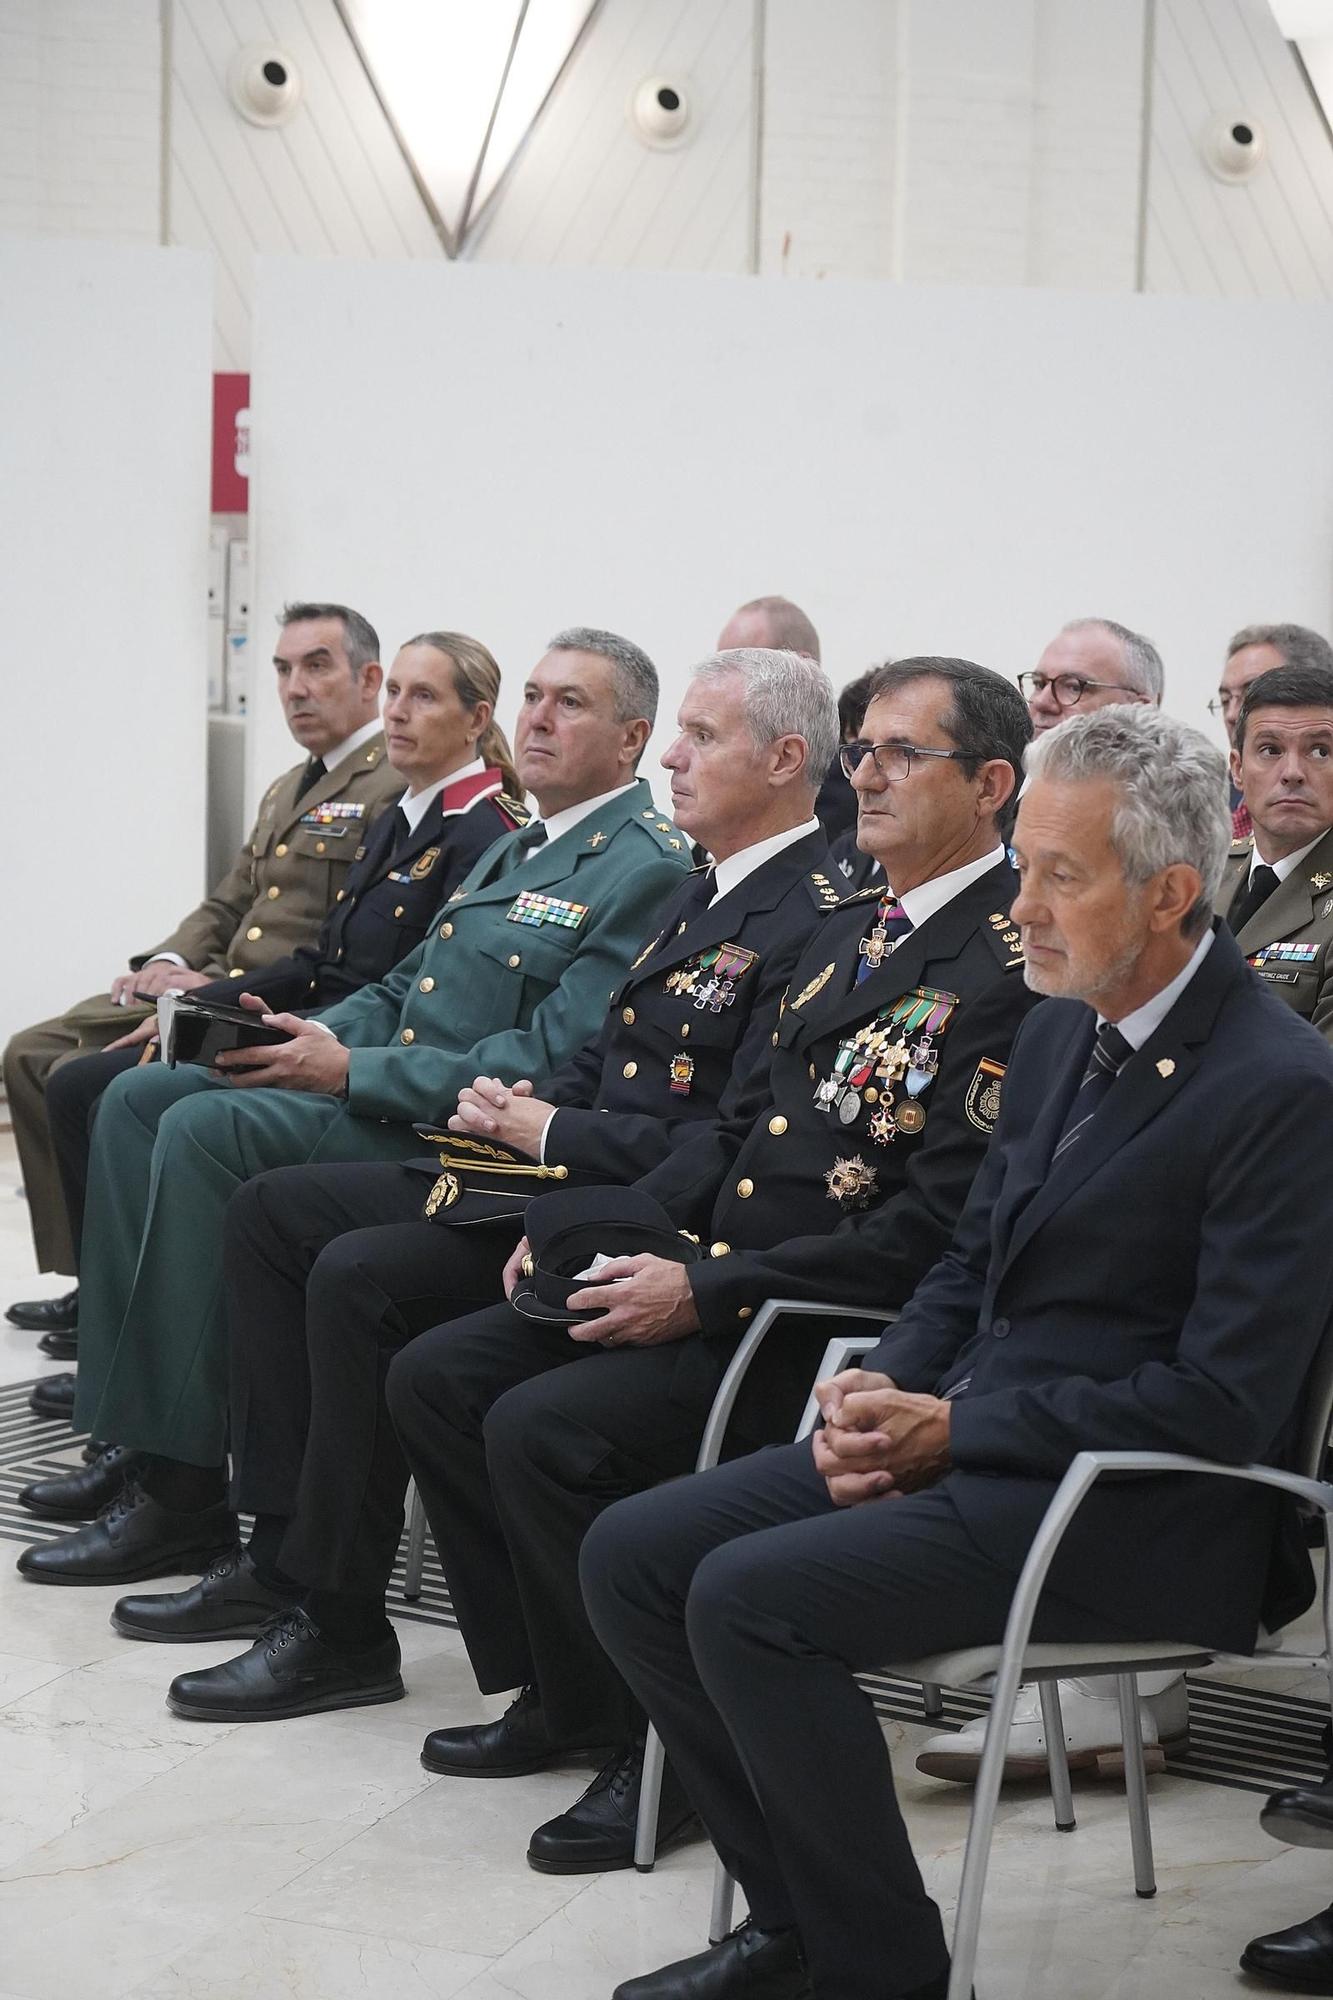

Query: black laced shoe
<box><xmin>420</xmin><ymin>1682</ymin><xmax>614</xmax><ymax>1778</ymax></box>
<box><xmin>527</xmin><ymin>1738</ymin><xmax>700</xmax><ymax>1873</ymax></box>
<box><xmin>16</xmin><ymin>1479</ymin><xmax>235</xmax><ymax>1586</ymax></box>
<box><xmin>112</xmin><ymin>1545</ymin><xmax>297</xmax><ymax>1641</ymax></box>
<box><xmin>166</xmin><ymin>1607</ymin><xmax>404</xmax><ymax>1722</ymax></box>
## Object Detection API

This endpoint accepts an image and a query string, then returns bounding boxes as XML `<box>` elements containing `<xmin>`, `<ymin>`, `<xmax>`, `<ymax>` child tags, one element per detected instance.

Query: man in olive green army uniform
<box><xmin>4</xmin><ymin>600</ymin><xmax>396</xmax><ymax>1301</ymax></box>
<box><xmin>18</xmin><ymin>629</ymin><xmax>690</xmax><ymax>1589</ymax></box>
<box><xmin>1217</xmin><ymin>661</ymin><xmax>1333</xmax><ymax>1039</ymax></box>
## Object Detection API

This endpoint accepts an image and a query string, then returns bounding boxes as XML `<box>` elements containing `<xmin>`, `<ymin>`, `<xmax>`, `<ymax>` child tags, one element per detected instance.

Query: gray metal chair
<box><xmin>696</xmin><ymin>1308</ymin><xmax>1333</xmax><ymax>1989</ymax></box>
<box><xmin>633</xmin><ymin>1298</ymin><xmax>900</xmax><ymax>1887</ymax></box>
<box><xmin>402</xmin><ymin>1479</ymin><xmax>428</xmax><ymax>1601</ymax></box>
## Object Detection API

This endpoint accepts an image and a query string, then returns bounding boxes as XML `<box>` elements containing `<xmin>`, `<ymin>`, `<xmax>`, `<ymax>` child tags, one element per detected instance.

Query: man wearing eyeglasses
<box><xmin>1018</xmin><ymin>617</ymin><xmax>1164</xmax><ymax>736</ymax></box>
<box><xmin>1209</xmin><ymin>624</ymin><xmax>1333</xmax><ymax>840</ymax></box>
<box><xmin>360</xmin><ymin>658</ymin><xmax>1039</xmax><ymax>1880</ymax></box>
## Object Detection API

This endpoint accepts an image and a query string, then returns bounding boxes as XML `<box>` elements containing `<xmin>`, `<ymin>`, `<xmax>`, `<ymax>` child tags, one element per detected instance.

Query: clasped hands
<box><xmin>812</xmin><ymin>1370</ymin><xmax>952</xmax><ymax>1506</ymax></box>
<box><xmin>449</xmin><ymin>1074</ymin><xmax>551</xmax><ymax>1157</ymax></box>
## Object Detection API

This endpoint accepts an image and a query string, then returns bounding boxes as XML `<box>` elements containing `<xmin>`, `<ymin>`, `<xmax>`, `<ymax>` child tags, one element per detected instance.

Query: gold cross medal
<box><xmin>669</xmin><ymin>1051</ymin><xmax>695</xmax><ymax>1097</ymax></box>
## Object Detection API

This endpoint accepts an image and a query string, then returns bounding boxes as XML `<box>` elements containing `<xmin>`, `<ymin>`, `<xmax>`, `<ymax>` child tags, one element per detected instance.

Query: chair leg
<box><xmin>922</xmin><ymin>1680</ymin><xmax>945</xmax><ymax>1720</ymax></box>
<box><xmin>1037</xmin><ymin>1680</ymin><xmax>1076</xmax><ymax>1832</ymax></box>
<box><xmin>1116</xmin><ymin>1674</ymin><xmax>1157</xmax><ymax>1898</ymax></box>
<box><xmin>402</xmin><ymin>1481</ymin><xmax>427</xmax><ymax>1601</ymax></box>
<box><xmin>634</xmin><ymin>1724</ymin><xmax>667</xmax><ymax>1871</ymax></box>
<box><xmin>708</xmin><ymin>1856</ymin><xmax>737</xmax><ymax>1944</ymax></box>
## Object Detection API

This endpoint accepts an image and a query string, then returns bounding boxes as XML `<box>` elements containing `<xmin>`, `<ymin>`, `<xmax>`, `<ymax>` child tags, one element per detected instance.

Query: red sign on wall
<box><xmin>211</xmin><ymin>372</ymin><xmax>250</xmax><ymax>513</ymax></box>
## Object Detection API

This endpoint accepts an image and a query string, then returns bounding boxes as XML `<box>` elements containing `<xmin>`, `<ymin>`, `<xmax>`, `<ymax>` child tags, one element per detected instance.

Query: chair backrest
<box><xmin>1294</xmin><ymin>1306</ymin><xmax>1333</xmax><ymax>1481</ymax></box>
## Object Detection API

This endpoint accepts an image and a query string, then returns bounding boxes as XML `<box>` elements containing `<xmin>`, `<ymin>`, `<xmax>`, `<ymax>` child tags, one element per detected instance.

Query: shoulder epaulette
<box><xmin>631</xmin><ymin>806</ymin><xmax>690</xmax><ymax>857</ymax></box>
<box><xmin>493</xmin><ymin>793</ymin><xmax>531</xmax><ymax>829</ymax></box>
<box><xmin>802</xmin><ymin>869</ymin><xmax>843</xmax><ymax>911</ymax></box>
<box><xmin>1229</xmin><ymin>835</ymin><xmax>1254</xmax><ymax>856</ymax></box>
<box><xmin>830</xmin><ymin>884</ymin><xmax>883</xmax><ymax>910</ymax></box>
<box><xmin>982</xmin><ymin>907</ymin><xmax>1024</xmax><ymax>967</ymax></box>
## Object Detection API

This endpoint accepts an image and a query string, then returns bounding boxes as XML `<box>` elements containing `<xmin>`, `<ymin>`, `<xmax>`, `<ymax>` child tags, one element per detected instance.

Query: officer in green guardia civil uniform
<box><xmin>32</xmin><ymin>631</ymin><xmax>688</xmax><ymax>1564</ymax></box>
<box><xmin>1216</xmin><ymin>661</ymin><xmax>1333</xmax><ymax>1041</ymax></box>
<box><xmin>2</xmin><ymin>600</ymin><xmax>399</xmax><ymax>1294</ymax></box>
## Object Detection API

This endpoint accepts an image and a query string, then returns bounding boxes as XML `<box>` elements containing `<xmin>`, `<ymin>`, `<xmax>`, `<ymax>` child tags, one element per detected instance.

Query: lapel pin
<box><xmin>1312</xmin><ymin>872</ymin><xmax>1333</xmax><ymax>890</ymax></box>
<box><xmin>1156</xmin><ymin>1058</ymin><xmax>1175</xmax><ymax>1078</ymax></box>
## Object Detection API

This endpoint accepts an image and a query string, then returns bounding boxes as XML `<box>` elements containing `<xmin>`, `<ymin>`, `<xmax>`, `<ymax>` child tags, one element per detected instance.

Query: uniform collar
<box><xmin>1101</xmin><ymin>925</ymin><xmax>1215</xmax><ymax>1052</ymax></box>
<box><xmin>896</xmin><ymin>847</ymin><xmax>1006</xmax><ymax>930</ymax></box>
<box><xmin>532</xmin><ymin>781</ymin><xmax>639</xmax><ymax>847</ymax></box>
<box><xmin>317</xmin><ymin>717</ymin><xmax>383</xmax><ymax>775</ymax></box>
<box><xmin>710</xmin><ymin>819</ymin><xmax>822</xmax><ymax>903</ymax></box>
<box><xmin>398</xmin><ymin>758</ymin><xmax>489</xmax><ymax>833</ymax></box>
<box><xmin>1252</xmin><ymin>828</ymin><xmax>1328</xmax><ymax>885</ymax></box>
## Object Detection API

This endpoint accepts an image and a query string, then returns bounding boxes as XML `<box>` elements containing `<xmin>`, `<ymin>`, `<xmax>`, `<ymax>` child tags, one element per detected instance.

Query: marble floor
<box><xmin>2</xmin><ymin>1133</ymin><xmax>1333</xmax><ymax>1999</ymax></box>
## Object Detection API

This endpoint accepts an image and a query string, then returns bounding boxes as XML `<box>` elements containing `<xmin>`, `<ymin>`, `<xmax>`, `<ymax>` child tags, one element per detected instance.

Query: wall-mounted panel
<box><xmin>0</xmin><ymin>238</ymin><xmax>211</xmax><ymax>1047</ymax></box>
<box><xmin>248</xmin><ymin>256</ymin><xmax>1333</xmax><ymax>811</ymax></box>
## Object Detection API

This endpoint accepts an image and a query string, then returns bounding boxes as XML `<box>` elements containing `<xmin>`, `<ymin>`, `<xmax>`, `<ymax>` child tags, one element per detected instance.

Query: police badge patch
<box><xmin>410</xmin><ymin>847</ymin><xmax>441</xmax><ymax>880</ymax></box>
<box><xmin>964</xmin><ymin>1058</ymin><xmax>1006</xmax><ymax>1133</ymax></box>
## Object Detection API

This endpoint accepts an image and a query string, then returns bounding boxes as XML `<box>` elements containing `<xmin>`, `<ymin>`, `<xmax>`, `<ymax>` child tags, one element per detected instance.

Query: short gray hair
<box><xmin>728</xmin><ymin>596</ymin><xmax>821</xmax><ymax>661</ymax></box>
<box><xmin>1026</xmin><ymin>706</ymin><xmax>1229</xmax><ymax>938</ymax></box>
<box><xmin>279</xmin><ymin>601</ymin><xmax>380</xmax><ymax>674</ymax></box>
<box><xmin>547</xmin><ymin>627</ymin><xmax>659</xmax><ymax>727</ymax></box>
<box><xmin>1227</xmin><ymin>622</ymin><xmax>1333</xmax><ymax>675</ymax></box>
<box><xmin>690</xmin><ymin>649</ymin><xmax>839</xmax><ymax>786</ymax></box>
<box><xmin>1062</xmin><ymin>617</ymin><xmax>1165</xmax><ymax>703</ymax></box>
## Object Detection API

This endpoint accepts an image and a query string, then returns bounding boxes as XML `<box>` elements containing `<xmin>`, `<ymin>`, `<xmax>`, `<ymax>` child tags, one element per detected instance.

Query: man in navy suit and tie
<box><xmin>581</xmin><ymin>704</ymin><xmax>1333</xmax><ymax>2000</ymax></box>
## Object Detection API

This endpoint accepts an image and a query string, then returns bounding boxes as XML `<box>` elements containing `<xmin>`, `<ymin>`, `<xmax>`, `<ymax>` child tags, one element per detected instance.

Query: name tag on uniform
<box><xmin>506</xmin><ymin>891</ymin><xmax>589</xmax><ymax>931</ymax></box>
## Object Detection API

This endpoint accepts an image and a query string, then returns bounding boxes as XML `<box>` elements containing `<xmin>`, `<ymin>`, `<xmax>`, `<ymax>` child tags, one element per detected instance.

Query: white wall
<box><xmin>247</xmin><ymin>256</ymin><xmax>1333</xmax><ymax>809</ymax></box>
<box><xmin>0</xmin><ymin>238</ymin><xmax>212</xmax><ymax>1046</ymax></box>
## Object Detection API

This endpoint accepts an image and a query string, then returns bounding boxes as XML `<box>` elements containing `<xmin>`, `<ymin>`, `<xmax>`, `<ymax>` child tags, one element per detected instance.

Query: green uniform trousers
<box><xmin>74</xmin><ymin>1063</ymin><xmax>413</xmax><ymax>1464</ymax></box>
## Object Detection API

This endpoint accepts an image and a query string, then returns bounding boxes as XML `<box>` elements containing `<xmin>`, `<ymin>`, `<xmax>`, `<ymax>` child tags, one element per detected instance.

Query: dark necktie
<box><xmin>680</xmin><ymin>868</ymin><xmax>717</xmax><ymax>924</ymax></box>
<box><xmin>1050</xmin><ymin>1021</ymin><xmax>1134</xmax><ymax>1162</ymax></box>
<box><xmin>519</xmin><ymin>822</ymin><xmax>548</xmax><ymax>851</ymax></box>
<box><xmin>296</xmin><ymin>755</ymin><xmax>326</xmax><ymax>801</ymax></box>
<box><xmin>1227</xmin><ymin>863</ymin><xmax>1279</xmax><ymax>935</ymax></box>
<box><xmin>856</xmin><ymin>897</ymin><xmax>914</xmax><ymax>983</ymax></box>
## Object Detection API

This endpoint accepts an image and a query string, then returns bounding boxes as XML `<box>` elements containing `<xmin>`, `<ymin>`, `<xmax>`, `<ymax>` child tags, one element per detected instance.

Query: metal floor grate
<box><xmin>0</xmin><ymin>1381</ymin><xmax>1324</xmax><ymax>1793</ymax></box>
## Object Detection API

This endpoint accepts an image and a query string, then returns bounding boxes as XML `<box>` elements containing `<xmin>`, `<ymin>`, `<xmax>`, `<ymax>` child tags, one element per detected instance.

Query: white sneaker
<box><xmin>914</xmin><ymin>1675</ymin><xmax>1189</xmax><ymax>1783</ymax></box>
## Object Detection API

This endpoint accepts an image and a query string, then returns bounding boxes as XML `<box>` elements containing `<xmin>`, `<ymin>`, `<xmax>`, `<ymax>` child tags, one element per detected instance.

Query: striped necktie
<box><xmin>1050</xmin><ymin>1021</ymin><xmax>1134</xmax><ymax>1162</ymax></box>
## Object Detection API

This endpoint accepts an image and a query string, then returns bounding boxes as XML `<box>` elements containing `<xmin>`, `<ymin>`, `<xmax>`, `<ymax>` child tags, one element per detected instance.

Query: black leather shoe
<box><xmin>29</xmin><ymin>1373</ymin><xmax>76</xmax><ymax>1421</ymax></box>
<box><xmin>166</xmin><ymin>1609</ymin><xmax>404</xmax><ymax>1721</ymax></box>
<box><xmin>15</xmin><ymin>1481</ymin><xmax>236</xmax><ymax>1586</ymax></box>
<box><xmin>612</xmin><ymin>1920</ymin><xmax>812</xmax><ymax>2000</ymax></box>
<box><xmin>19</xmin><ymin>1444</ymin><xmax>143</xmax><ymax>1521</ymax></box>
<box><xmin>1241</xmin><ymin>1905</ymin><xmax>1333</xmax><ymax>1992</ymax></box>
<box><xmin>528</xmin><ymin>1740</ymin><xmax>701</xmax><ymax>1874</ymax></box>
<box><xmin>113</xmin><ymin>1546</ymin><xmax>296</xmax><ymax>1641</ymax></box>
<box><xmin>38</xmin><ymin>1328</ymin><xmax>78</xmax><ymax>1360</ymax></box>
<box><xmin>1263</xmin><ymin>1777</ymin><xmax>1333</xmax><ymax>1850</ymax></box>
<box><xmin>7</xmin><ymin>1288</ymin><xmax>78</xmax><ymax>1333</ymax></box>
<box><xmin>420</xmin><ymin>1683</ymin><xmax>613</xmax><ymax>1778</ymax></box>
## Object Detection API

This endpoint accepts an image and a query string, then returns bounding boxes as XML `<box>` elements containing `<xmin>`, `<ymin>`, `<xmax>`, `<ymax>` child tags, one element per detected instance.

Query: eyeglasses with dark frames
<box><xmin>839</xmin><ymin>738</ymin><xmax>972</xmax><ymax>783</ymax></box>
<box><xmin>1016</xmin><ymin>671</ymin><xmax>1143</xmax><ymax>708</ymax></box>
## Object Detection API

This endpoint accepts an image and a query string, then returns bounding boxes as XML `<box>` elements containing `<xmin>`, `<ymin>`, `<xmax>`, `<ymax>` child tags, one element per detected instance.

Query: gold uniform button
<box><xmin>400</xmin><ymin>1028</ymin><xmax>415</xmax><ymax>1045</ymax></box>
<box><xmin>710</xmin><ymin>1241</ymin><xmax>730</xmax><ymax>1257</ymax></box>
<box><xmin>316</xmin><ymin>840</ymin><xmax>327</xmax><ymax>854</ymax></box>
<box><xmin>737</xmin><ymin>1307</ymin><xmax>753</xmax><ymax>1321</ymax></box>
<box><xmin>680</xmin><ymin>1023</ymin><xmax>690</xmax><ymax>1037</ymax></box>
<box><xmin>437</xmin><ymin>918</ymin><xmax>449</xmax><ymax>935</ymax></box>
<box><xmin>336</xmin><ymin>889</ymin><xmax>345</xmax><ymax>902</ymax></box>
<box><xmin>508</xmin><ymin>953</ymin><xmax>521</xmax><ymax>968</ymax></box>
<box><xmin>771</xmin><ymin>1031</ymin><xmax>779</xmax><ymax>1046</ymax></box>
<box><xmin>246</xmin><ymin>925</ymin><xmax>262</xmax><ymax>941</ymax></box>
<box><xmin>768</xmin><ymin>1116</ymin><xmax>788</xmax><ymax>1135</ymax></box>
<box><xmin>229</xmin><ymin>967</ymin><xmax>244</xmax><ymax>978</ymax></box>
<box><xmin>623</xmin><ymin>1061</ymin><xmax>638</xmax><ymax>1079</ymax></box>
<box><xmin>267</xmin><ymin>885</ymin><xmax>280</xmax><ymax>900</ymax></box>
<box><xmin>419</xmin><ymin>977</ymin><xmax>435</xmax><ymax>993</ymax></box>
<box><xmin>275</xmin><ymin>842</ymin><xmax>288</xmax><ymax>858</ymax></box>
<box><xmin>622</xmin><ymin>1006</ymin><xmax>635</xmax><ymax>1025</ymax></box>
<box><xmin>737</xmin><ymin>1178</ymin><xmax>754</xmax><ymax>1199</ymax></box>
<box><xmin>808</xmin><ymin>1062</ymin><xmax>817</xmax><ymax>1080</ymax></box>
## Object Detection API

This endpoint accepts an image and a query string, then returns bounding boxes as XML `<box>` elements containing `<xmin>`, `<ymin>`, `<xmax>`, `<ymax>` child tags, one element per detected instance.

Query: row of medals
<box><xmin>814</xmin><ymin>1025</ymin><xmax>936</xmax><ymax>1143</ymax></box>
<box><xmin>813</xmin><ymin>913</ymin><xmax>933</xmax><ymax>1144</ymax></box>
